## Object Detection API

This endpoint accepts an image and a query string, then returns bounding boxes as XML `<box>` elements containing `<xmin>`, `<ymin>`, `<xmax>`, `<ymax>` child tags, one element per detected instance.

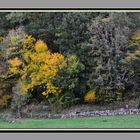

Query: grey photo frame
<box><xmin>0</xmin><ymin>6</ymin><xmax>140</xmax><ymax>133</ymax></box>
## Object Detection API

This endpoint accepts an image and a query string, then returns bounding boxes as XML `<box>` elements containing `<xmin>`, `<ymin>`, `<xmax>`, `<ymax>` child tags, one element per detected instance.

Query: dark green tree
<box><xmin>88</xmin><ymin>13</ymin><xmax>132</xmax><ymax>104</ymax></box>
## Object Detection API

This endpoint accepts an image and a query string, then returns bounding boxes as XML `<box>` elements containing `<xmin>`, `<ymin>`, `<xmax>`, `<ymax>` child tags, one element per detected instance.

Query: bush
<box><xmin>84</xmin><ymin>90</ymin><xmax>96</xmax><ymax>103</ymax></box>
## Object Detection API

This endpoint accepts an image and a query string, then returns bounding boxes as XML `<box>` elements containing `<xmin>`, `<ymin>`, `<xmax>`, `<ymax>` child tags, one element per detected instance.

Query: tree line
<box><xmin>0</xmin><ymin>12</ymin><xmax>140</xmax><ymax>115</ymax></box>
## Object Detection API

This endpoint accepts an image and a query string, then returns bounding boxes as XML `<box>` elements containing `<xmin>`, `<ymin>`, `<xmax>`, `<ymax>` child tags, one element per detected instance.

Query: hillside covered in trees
<box><xmin>0</xmin><ymin>12</ymin><xmax>140</xmax><ymax>117</ymax></box>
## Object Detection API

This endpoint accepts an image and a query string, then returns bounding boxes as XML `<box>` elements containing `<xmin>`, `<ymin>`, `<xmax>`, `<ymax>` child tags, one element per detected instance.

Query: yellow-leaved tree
<box><xmin>7</xmin><ymin>35</ymin><xmax>84</xmax><ymax>112</ymax></box>
<box><xmin>8</xmin><ymin>39</ymin><xmax>66</xmax><ymax>96</ymax></box>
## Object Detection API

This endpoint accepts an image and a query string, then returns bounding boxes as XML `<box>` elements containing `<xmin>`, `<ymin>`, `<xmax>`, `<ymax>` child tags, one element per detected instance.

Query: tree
<box><xmin>8</xmin><ymin>37</ymin><xmax>83</xmax><ymax>108</ymax></box>
<box><xmin>0</xmin><ymin>13</ymin><xmax>10</xmax><ymax>35</ymax></box>
<box><xmin>88</xmin><ymin>13</ymin><xmax>132</xmax><ymax>103</ymax></box>
<box><xmin>5</xmin><ymin>12</ymin><xmax>64</xmax><ymax>52</ymax></box>
<box><xmin>53</xmin><ymin>13</ymin><xmax>98</xmax><ymax>101</ymax></box>
<box><xmin>125</xmin><ymin>32</ymin><xmax>140</xmax><ymax>99</ymax></box>
<box><xmin>0</xmin><ymin>27</ymin><xmax>29</xmax><ymax>60</ymax></box>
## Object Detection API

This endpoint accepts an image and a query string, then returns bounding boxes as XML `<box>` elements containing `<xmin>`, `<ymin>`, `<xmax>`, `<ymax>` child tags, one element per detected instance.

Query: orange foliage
<box><xmin>84</xmin><ymin>90</ymin><xmax>96</xmax><ymax>102</ymax></box>
<box><xmin>8</xmin><ymin>57</ymin><xmax>22</xmax><ymax>67</ymax></box>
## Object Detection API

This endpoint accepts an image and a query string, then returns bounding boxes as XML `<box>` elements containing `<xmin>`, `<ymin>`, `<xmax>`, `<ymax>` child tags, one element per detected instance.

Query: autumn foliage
<box><xmin>84</xmin><ymin>90</ymin><xmax>96</xmax><ymax>103</ymax></box>
<box><xmin>2</xmin><ymin>12</ymin><xmax>140</xmax><ymax>115</ymax></box>
<box><xmin>8</xmin><ymin>39</ymin><xmax>65</xmax><ymax>96</ymax></box>
<box><xmin>7</xmin><ymin>37</ymin><xmax>82</xmax><ymax>103</ymax></box>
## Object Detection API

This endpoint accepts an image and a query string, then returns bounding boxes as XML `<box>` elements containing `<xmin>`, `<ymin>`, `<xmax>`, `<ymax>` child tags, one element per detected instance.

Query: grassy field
<box><xmin>0</xmin><ymin>115</ymin><xmax>140</xmax><ymax>129</ymax></box>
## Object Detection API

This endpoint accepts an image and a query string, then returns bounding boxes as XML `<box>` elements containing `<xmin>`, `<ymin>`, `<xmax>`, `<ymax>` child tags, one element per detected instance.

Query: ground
<box><xmin>0</xmin><ymin>115</ymin><xmax>140</xmax><ymax>128</ymax></box>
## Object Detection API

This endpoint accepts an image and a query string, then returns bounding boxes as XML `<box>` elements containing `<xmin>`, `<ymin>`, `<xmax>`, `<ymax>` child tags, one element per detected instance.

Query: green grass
<box><xmin>0</xmin><ymin>115</ymin><xmax>140</xmax><ymax>129</ymax></box>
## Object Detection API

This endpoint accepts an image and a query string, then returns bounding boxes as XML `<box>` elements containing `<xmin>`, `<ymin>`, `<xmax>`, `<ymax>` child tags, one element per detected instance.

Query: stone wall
<box><xmin>17</xmin><ymin>108</ymin><xmax>140</xmax><ymax>119</ymax></box>
<box><xmin>61</xmin><ymin>108</ymin><xmax>140</xmax><ymax>119</ymax></box>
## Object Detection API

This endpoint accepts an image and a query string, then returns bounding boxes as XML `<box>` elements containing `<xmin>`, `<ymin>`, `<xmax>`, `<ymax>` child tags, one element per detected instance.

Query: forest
<box><xmin>0</xmin><ymin>12</ymin><xmax>140</xmax><ymax>118</ymax></box>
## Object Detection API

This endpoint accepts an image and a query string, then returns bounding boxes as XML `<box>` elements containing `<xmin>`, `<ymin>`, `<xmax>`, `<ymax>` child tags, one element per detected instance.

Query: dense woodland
<box><xmin>0</xmin><ymin>12</ymin><xmax>140</xmax><ymax>117</ymax></box>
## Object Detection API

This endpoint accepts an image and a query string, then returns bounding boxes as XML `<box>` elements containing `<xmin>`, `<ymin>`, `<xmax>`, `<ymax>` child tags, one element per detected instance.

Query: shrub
<box><xmin>84</xmin><ymin>90</ymin><xmax>96</xmax><ymax>103</ymax></box>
